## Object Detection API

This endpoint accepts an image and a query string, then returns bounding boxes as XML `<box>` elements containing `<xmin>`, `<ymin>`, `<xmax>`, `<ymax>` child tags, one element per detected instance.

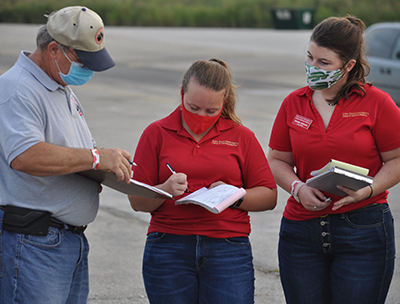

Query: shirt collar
<box><xmin>296</xmin><ymin>86</ymin><xmax>311</xmax><ymax>99</ymax></box>
<box><xmin>297</xmin><ymin>85</ymin><xmax>363</xmax><ymax>105</ymax></box>
<box><xmin>18</xmin><ymin>51</ymin><xmax>63</xmax><ymax>92</ymax></box>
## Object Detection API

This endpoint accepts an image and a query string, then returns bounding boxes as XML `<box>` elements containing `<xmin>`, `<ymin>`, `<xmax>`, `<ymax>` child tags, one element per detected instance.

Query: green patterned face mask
<box><xmin>305</xmin><ymin>62</ymin><xmax>343</xmax><ymax>90</ymax></box>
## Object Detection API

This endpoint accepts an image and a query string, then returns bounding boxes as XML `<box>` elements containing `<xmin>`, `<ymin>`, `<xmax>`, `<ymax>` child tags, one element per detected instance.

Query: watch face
<box><xmin>236</xmin><ymin>197</ymin><xmax>244</xmax><ymax>206</ymax></box>
<box><xmin>230</xmin><ymin>196</ymin><xmax>244</xmax><ymax>209</ymax></box>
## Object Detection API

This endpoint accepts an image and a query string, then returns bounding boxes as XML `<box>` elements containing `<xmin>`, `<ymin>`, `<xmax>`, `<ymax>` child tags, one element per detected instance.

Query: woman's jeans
<box><xmin>142</xmin><ymin>233</ymin><xmax>255</xmax><ymax>304</ymax></box>
<box><xmin>0</xmin><ymin>209</ymin><xmax>89</xmax><ymax>304</ymax></box>
<box><xmin>279</xmin><ymin>203</ymin><xmax>395</xmax><ymax>304</ymax></box>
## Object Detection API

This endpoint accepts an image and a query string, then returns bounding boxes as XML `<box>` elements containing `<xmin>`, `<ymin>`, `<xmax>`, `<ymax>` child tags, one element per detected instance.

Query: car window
<box><xmin>392</xmin><ymin>34</ymin><xmax>400</xmax><ymax>61</ymax></box>
<box><xmin>366</xmin><ymin>28</ymin><xmax>400</xmax><ymax>59</ymax></box>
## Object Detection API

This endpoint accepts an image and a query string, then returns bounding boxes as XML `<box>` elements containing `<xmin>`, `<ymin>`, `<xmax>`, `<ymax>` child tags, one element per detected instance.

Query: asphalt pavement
<box><xmin>0</xmin><ymin>24</ymin><xmax>399</xmax><ymax>304</ymax></box>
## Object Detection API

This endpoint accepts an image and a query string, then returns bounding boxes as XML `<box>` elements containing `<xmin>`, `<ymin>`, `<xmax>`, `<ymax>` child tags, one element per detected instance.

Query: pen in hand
<box><xmin>128</xmin><ymin>160</ymin><xmax>137</xmax><ymax>167</ymax></box>
<box><xmin>166</xmin><ymin>162</ymin><xmax>176</xmax><ymax>174</ymax></box>
<box><xmin>167</xmin><ymin>162</ymin><xmax>189</xmax><ymax>193</ymax></box>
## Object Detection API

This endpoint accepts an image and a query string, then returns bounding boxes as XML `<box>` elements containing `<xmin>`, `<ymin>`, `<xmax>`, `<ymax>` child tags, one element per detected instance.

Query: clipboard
<box><xmin>78</xmin><ymin>170</ymin><xmax>172</xmax><ymax>199</ymax></box>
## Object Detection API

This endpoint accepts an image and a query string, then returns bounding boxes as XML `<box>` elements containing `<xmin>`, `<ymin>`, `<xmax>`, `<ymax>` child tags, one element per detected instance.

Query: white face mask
<box><xmin>305</xmin><ymin>62</ymin><xmax>343</xmax><ymax>90</ymax></box>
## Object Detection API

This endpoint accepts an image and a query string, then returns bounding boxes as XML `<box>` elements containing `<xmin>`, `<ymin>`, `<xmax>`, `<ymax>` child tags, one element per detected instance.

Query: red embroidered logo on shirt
<box><xmin>70</xmin><ymin>95</ymin><xmax>83</xmax><ymax>116</ymax></box>
<box><xmin>291</xmin><ymin>114</ymin><xmax>313</xmax><ymax>130</ymax></box>
<box><xmin>212</xmin><ymin>140</ymin><xmax>239</xmax><ymax>147</ymax></box>
<box><xmin>342</xmin><ymin>112</ymin><xmax>369</xmax><ymax>118</ymax></box>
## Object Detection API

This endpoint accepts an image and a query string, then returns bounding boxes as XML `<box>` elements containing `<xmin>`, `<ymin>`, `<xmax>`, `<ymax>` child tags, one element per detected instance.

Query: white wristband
<box><xmin>90</xmin><ymin>149</ymin><xmax>100</xmax><ymax>170</ymax></box>
<box><xmin>291</xmin><ymin>180</ymin><xmax>305</xmax><ymax>202</ymax></box>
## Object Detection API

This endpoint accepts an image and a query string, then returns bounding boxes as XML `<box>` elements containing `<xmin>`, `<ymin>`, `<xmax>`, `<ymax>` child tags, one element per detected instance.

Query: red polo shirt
<box><xmin>269</xmin><ymin>84</ymin><xmax>400</xmax><ymax>220</ymax></box>
<box><xmin>133</xmin><ymin>106</ymin><xmax>276</xmax><ymax>237</ymax></box>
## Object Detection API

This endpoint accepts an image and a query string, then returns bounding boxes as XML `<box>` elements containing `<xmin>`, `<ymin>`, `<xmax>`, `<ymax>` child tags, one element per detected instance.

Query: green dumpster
<box><xmin>270</xmin><ymin>8</ymin><xmax>315</xmax><ymax>29</ymax></box>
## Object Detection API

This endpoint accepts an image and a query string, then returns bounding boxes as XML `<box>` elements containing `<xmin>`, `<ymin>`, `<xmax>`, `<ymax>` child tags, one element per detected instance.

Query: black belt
<box><xmin>49</xmin><ymin>218</ymin><xmax>87</xmax><ymax>234</ymax></box>
<box><xmin>0</xmin><ymin>206</ymin><xmax>87</xmax><ymax>234</ymax></box>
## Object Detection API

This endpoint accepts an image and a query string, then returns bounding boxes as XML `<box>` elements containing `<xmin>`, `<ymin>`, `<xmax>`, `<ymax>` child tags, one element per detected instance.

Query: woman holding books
<box><xmin>268</xmin><ymin>15</ymin><xmax>400</xmax><ymax>304</ymax></box>
<box><xmin>129</xmin><ymin>58</ymin><xmax>277</xmax><ymax>303</ymax></box>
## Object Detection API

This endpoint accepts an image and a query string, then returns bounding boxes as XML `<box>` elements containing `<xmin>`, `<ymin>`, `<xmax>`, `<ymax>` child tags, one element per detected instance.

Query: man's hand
<box><xmin>97</xmin><ymin>148</ymin><xmax>132</xmax><ymax>184</ymax></box>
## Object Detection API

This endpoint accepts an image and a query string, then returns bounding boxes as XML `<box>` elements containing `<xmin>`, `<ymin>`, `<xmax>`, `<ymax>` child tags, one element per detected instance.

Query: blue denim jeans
<box><xmin>142</xmin><ymin>233</ymin><xmax>255</xmax><ymax>304</ymax></box>
<box><xmin>278</xmin><ymin>203</ymin><xmax>395</xmax><ymax>304</ymax></box>
<box><xmin>0</xmin><ymin>209</ymin><xmax>89</xmax><ymax>304</ymax></box>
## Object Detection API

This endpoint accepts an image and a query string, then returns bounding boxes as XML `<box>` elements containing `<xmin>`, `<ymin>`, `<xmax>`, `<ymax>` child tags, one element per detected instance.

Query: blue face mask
<box><xmin>55</xmin><ymin>50</ymin><xmax>94</xmax><ymax>86</ymax></box>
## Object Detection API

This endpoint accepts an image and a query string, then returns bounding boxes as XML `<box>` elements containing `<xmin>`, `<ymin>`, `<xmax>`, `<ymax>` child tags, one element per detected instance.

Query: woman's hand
<box><xmin>209</xmin><ymin>181</ymin><xmax>226</xmax><ymax>189</ymax></box>
<box><xmin>297</xmin><ymin>185</ymin><xmax>332</xmax><ymax>211</ymax></box>
<box><xmin>332</xmin><ymin>147</ymin><xmax>400</xmax><ymax>211</ymax></box>
<box><xmin>159</xmin><ymin>173</ymin><xmax>188</xmax><ymax>197</ymax></box>
<box><xmin>331</xmin><ymin>185</ymin><xmax>372</xmax><ymax>211</ymax></box>
<box><xmin>129</xmin><ymin>173</ymin><xmax>187</xmax><ymax>212</ymax></box>
<box><xmin>209</xmin><ymin>181</ymin><xmax>277</xmax><ymax>211</ymax></box>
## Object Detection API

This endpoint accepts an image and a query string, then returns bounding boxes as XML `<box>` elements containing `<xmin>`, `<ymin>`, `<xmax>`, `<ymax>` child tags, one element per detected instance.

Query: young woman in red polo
<box><xmin>129</xmin><ymin>58</ymin><xmax>277</xmax><ymax>304</ymax></box>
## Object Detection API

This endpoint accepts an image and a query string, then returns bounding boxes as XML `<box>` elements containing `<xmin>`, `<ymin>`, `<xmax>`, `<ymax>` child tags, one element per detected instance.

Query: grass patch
<box><xmin>0</xmin><ymin>0</ymin><xmax>398</xmax><ymax>27</ymax></box>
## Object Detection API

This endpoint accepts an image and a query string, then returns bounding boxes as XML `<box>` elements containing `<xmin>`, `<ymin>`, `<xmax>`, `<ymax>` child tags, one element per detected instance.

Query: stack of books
<box><xmin>306</xmin><ymin>159</ymin><xmax>373</xmax><ymax>196</ymax></box>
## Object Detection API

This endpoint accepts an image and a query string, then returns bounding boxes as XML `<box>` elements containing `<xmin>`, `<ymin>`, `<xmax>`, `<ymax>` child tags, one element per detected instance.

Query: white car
<box><xmin>365</xmin><ymin>22</ymin><xmax>400</xmax><ymax>105</ymax></box>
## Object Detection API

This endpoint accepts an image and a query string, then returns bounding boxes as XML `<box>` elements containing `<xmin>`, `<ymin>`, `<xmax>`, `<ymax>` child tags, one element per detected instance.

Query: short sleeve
<box><xmin>269</xmin><ymin>98</ymin><xmax>292</xmax><ymax>152</ymax></box>
<box><xmin>241</xmin><ymin>129</ymin><xmax>277</xmax><ymax>190</ymax></box>
<box><xmin>0</xmin><ymin>95</ymin><xmax>44</xmax><ymax>164</ymax></box>
<box><xmin>132</xmin><ymin>124</ymin><xmax>161</xmax><ymax>186</ymax></box>
<box><xmin>372</xmin><ymin>93</ymin><xmax>400</xmax><ymax>152</ymax></box>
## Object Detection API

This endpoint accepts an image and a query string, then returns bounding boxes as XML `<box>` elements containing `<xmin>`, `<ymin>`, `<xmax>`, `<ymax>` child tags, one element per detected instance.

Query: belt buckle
<box><xmin>71</xmin><ymin>225</ymin><xmax>87</xmax><ymax>234</ymax></box>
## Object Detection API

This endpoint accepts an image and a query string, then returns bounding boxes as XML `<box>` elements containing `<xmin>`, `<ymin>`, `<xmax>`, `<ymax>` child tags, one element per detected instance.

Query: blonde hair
<box><xmin>182</xmin><ymin>58</ymin><xmax>242</xmax><ymax>125</ymax></box>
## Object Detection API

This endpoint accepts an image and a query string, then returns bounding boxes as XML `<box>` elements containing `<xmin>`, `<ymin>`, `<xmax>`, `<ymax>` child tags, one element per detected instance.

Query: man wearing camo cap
<box><xmin>0</xmin><ymin>6</ymin><xmax>132</xmax><ymax>303</ymax></box>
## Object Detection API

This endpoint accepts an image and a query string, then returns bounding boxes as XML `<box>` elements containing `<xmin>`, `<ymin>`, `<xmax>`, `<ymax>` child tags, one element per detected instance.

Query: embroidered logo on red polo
<box><xmin>342</xmin><ymin>112</ymin><xmax>369</xmax><ymax>118</ymax></box>
<box><xmin>212</xmin><ymin>140</ymin><xmax>239</xmax><ymax>147</ymax></box>
<box><xmin>291</xmin><ymin>114</ymin><xmax>312</xmax><ymax>130</ymax></box>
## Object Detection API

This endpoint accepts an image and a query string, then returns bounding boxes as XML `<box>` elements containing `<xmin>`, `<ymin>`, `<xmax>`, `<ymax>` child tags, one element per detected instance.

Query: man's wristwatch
<box><xmin>230</xmin><ymin>196</ymin><xmax>245</xmax><ymax>209</ymax></box>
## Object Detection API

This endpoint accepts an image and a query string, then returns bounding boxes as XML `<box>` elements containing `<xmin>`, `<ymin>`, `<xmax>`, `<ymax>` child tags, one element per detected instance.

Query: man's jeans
<box><xmin>0</xmin><ymin>209</ymin><xmax>89</xmax><ymax>304</ymax></box>
<box><xmin>143</xmin><ymin>233</ymin><xmax>255</xmax><ymax>304</ymax></box>
<box><xmin>279</xmin><ymin>203</ymin><xmax>395</xmax><ymax>304</ymax></box>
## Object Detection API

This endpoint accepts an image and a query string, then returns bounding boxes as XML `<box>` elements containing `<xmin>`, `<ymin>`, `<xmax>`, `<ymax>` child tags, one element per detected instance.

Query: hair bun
<box><xmin>346</xmin><ymin>15</ymin><xmax>365</xmax><ymax>30</ymax></box>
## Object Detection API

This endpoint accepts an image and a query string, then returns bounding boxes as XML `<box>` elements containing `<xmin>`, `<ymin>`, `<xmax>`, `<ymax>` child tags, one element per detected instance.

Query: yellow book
<box><xmin>310</xmin><ymin>159</ymin><xmax>369</xmax><ymax>177</ymax></box>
